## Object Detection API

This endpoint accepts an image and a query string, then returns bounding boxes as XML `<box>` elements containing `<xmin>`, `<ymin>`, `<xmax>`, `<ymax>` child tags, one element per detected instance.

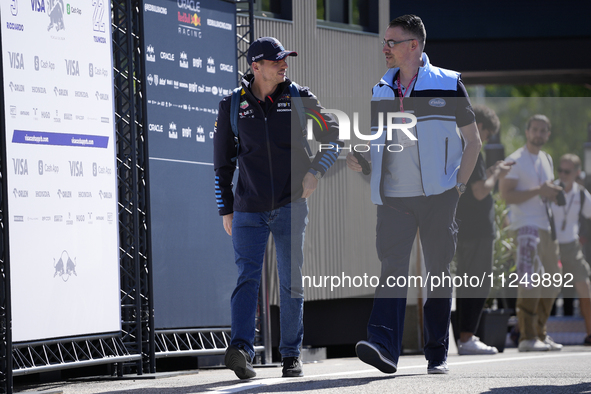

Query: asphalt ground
<box><xmin>15</xmin><ymin>346</ymin><xmax>591</xmax><ymax>394</ymax></box>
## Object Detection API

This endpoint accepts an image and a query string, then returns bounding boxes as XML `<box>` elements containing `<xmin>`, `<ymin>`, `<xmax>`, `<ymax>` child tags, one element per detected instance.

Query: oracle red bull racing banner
<box><xmin>1</xmin><ymin>0</ymin><xmax>120</xmax><ymax>342</ymax></box>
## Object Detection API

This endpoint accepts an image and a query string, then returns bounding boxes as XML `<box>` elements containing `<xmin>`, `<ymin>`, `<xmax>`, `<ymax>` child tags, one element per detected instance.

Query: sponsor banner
<box><xmin>143</xmin><ymin>0</ymin><xmax>236</xmax><ymax>162</ymax></box>
<box><xmin>142</xmin><ymin>0</ymin><xmax>238</xmax><ymax>328</ymax></box>
<box><xmin>1</xmin><ymin>0</ymin><xmax>120</xmax><ymax>342</ymax></box>
<box><xmin>12</xmin><ymin>130</ymin><xmax>109</xmax><ymax>148</ymax></box>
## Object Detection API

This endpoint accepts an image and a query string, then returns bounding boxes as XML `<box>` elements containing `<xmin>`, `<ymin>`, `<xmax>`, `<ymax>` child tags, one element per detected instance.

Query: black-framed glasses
<box><xmin>557</xmin><ymin>168</ymin><xmax>572</xmax><ymax>175</ymax></box>
<box><xmin>382</xmin><ymin>38</ymin><xmax>414</xmax><ymax>48</ymax></box>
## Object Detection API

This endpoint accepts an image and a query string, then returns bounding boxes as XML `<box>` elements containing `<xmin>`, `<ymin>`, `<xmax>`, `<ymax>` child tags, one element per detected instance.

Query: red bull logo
<box><xmin>53</xmin><ymin>250</ymin><xmax>77</xmax><ymax>282</ymax></box>
<box><xmin>178</xmin><ymin>11</ymin><xmax>200</xmax><ymax>26</ymax></box>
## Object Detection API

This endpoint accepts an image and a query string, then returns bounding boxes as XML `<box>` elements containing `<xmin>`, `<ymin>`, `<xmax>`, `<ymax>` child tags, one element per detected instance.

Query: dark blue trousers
<box><xmin>367</xmin><ymin>188</ymin><xmax>459</xmax><ymax>363</ymax></box>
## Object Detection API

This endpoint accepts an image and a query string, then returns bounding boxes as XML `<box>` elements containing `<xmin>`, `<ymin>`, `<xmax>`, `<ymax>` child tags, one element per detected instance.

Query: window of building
<box><xmin>317</xmin><ymin>0</ymin><xmax>378</xmax><ymax>33</ymax></box>
<box><xmin>240</xmin><ymin>0</ymin><xmax>292</xmax><ymax>21</ymax></box>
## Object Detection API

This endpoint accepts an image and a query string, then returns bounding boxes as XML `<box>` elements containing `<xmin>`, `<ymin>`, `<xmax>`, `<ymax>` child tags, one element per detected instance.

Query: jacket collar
<box><xmin>378</xmin><ymin>52</ymin><xmax>431</xmax><ymax>88</ymax></box>
<box><xmin>241</xmin><ymin>74</ymin><xmax>292</xmax><ymax>95</ymax></box>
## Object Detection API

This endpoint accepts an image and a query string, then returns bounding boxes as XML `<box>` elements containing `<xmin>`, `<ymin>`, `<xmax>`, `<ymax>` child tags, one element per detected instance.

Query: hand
<box><xmin>539</xmin><ymin>180</ymin><xmax>562</xmax><ymax>201</ymax></box>
<box><xmin>301</xmin><ymin>172</ymin><xmax>318</xmax><ymax>199</ymax></box>
<box><xmin>222</xmin><ymin>213</ymin><xmax>233</xmax><ymax>236</ymax></box>
<box><xmin>346</xmin><ymin>152</ymin><xmax>362</xmax><ymax>172</ymax></box>
<box><xmin>493</xmin><ymin>160</ymin><xmax>514</xmax><ymax>179</ymax></box>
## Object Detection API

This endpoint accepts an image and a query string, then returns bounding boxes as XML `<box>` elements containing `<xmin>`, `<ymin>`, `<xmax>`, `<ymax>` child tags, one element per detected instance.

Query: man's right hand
<box><xmin>223</xmin><ymin>213</ymin><xmax>233</xmax><ymax>236</ymax></box>
<box><xmin>346</xmin><ymin>152</ymin><xmax>362</xmax><ymax>172</ymax></box>
<box><xmin>539</xmin><ymin>180</ymin><xmax>562</xmax><ymax>202</ymax></box>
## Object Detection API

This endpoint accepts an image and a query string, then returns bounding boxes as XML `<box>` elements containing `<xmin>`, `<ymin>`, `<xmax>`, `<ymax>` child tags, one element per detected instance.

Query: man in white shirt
<box><xmin>500</xmin><ymin>114</ymin><xmax>563</xmax><ymax>352</ymax></box>
<box><xmin>551</xmin><ymin>154</ymin><xmax>591</xmax><ymax>345</ymax></box>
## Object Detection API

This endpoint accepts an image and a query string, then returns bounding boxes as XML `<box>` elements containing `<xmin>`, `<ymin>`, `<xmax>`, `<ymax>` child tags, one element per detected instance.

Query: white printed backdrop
<box><xmin>1</xmin><ymin>0</ymin><xmax>120</xmax><ymax>342</ymax></box>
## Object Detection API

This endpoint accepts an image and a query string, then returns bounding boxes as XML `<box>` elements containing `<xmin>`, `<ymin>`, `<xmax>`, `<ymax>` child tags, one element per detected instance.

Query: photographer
<box><xmin>499</xmin><ymin>114</ymin><xmax>563</xmax><ymax>352</ymax></box>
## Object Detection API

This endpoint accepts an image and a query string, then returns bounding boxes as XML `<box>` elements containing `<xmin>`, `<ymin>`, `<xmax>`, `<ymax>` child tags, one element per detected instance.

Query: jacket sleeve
<box><xmin>213</xmin><ymin>95</ymin><xmax>236</xmax><ymax>216</ymax></box>
<box><xmin>299</xmin><ymin>86</ymin><xmax>344</xmax><ymax>176</ymax></box>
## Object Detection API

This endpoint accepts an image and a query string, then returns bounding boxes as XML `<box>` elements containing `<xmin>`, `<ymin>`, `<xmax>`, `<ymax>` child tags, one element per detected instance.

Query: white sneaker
<box><xmin>457</xmin><ymin>336</ymin><xmax>498</xmax><ymax>355</ymax></box>
<box><xmin>542</xmin><ymin>336</ymin><xmax>563</xmax><ymax>351</ymax></box>
<box><xmin>518</xmin><ymin>339</ymin><xmax>550</xmax><ymax>352</ymax></box>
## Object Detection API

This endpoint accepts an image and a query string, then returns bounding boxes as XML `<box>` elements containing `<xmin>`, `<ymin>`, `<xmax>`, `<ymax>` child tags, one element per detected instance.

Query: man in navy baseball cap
<box><xmin>247</xmin><ymin>37</ymin><xmax>298</xmax><ymax>65</ymax></box>
<box><xmin>216</xmin><ymin>33</ymin><xmax>342</xmax><ymax>381</ymax></box>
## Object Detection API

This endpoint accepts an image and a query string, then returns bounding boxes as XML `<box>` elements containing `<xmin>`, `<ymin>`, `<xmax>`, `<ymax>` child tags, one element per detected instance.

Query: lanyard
<box><xmin>561</xmin><ymin>192</ymin><xmax>576</xmax><ymax>231</ymax></box>
<box><xmin>397</xmin><ymin>73</ymin><xmax>417</xmax><ymax>123</ymax></box>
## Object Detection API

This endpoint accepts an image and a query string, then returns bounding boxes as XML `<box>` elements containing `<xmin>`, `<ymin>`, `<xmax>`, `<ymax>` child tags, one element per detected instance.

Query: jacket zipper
<box><xmin>264</xmin><ymin>116</ymin><xmax>275</xmax><ymax>210</ymax></box>
<box><xmin>250</xmin><ymin>85</ymin><xmax>286</xmax><ymax>211</ymax></box>
<box><xmin>381</xmin><ymin>77</ymin><xmax>426</xmax><ymax>196</ymax></box>
<box><xmin>444</xmin><ymin>137</ymin><xmax>448</xmax><ymax>175</ymax></box>
<box><xmin>408</xmin><ymin>82</ymin><xmax>425</xmax><ymax>196</ymax></box>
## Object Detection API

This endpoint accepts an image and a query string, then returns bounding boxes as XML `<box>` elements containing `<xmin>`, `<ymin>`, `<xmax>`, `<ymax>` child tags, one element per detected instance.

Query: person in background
<box><xmin>455</xmin><ymin>105</ymin><xmax>513</xmax><ymax>355</ymax></box>
<box><xmin>499</xmin><ymin>114</ymin><xmax>563</xmax><ymax>352</ymax></box>
<box><xmin>550</xmin><ymin>154</ymin><xmax>591</xmax><ymax>345</ymax></box>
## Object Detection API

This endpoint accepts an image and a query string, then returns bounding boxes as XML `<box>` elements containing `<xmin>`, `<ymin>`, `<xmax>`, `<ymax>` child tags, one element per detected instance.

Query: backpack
<box><xmin>229</xmin><ymin>82</ymin><xmax>312</xmax><ymax>162</ymax></box>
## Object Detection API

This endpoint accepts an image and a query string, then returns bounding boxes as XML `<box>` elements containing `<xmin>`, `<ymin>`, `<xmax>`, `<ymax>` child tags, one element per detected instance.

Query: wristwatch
<box><xmin>455</xmin><ymin>182</ymin><xmax>467</xmax><ymax>194</ymax></box>
<box><xmin>308</xmin><ymin>168</ymin><xmax>323</xmax><ymax>180</ymax></box>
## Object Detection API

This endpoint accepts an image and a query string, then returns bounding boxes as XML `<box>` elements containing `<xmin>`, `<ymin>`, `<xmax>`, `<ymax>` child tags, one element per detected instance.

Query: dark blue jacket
<box><xmin>213</xmin><ymin>76</ymin><xmax>341</xmax><ymax>215</ymax></box>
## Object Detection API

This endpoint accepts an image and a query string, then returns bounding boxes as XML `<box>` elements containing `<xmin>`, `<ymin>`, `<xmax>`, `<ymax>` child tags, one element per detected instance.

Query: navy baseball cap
<box><xmin>247</xmin><ymin>37</ymin><xmax>297</xmax><ymax>65</ymax></box>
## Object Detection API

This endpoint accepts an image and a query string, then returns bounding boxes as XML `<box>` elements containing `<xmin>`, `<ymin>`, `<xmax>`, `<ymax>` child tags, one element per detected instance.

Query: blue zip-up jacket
<box><xmin>370</xmin><ymin>53</ymin><xmax>475</xmax><ymax>204</ymax></box>
<box><xmin>213</xmin><ymin>76</ymin><xmax>342</xmax><ymax>215</ymax></box>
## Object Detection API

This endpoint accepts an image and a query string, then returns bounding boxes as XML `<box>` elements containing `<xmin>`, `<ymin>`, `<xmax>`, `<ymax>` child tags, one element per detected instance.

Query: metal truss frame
<box><xmin>154</xmin><ymin>328</ymin><xmax>264</xmax><ymax>359</ymax></box>
<box><xmin>11</xmin><ymin>334</ymin><xmax>141</xmax><ymax>376</ymax></box>
<box><xmin>155</xmin><ymin>328</ymin><xmax>232</xmax><ymax>358</ymax></box>
<box><xmin>112</xmin><ymin>0</ymin><xmax>155</xmax><ymax>375</ymax></box>
<box><xmin>0</xmin><ymin>26</ymin><xmax>13</xmax><ymax>393</ymax></box>
<box><xmin>235</xmin><ymin>0</ymin><xmax>255</xmax><ymax>83</ymax></box>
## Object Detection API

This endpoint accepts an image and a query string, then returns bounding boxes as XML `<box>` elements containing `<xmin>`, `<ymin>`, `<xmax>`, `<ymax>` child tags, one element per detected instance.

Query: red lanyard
<box><xmin>397</xmin><ymin>73</ymin><xmax>417</xmax><ymax>123</ymax></box>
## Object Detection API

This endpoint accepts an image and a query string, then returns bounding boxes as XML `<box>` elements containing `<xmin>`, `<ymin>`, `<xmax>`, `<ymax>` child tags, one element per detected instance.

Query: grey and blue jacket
<box><xmin>369</xmin><ymin>53</ymin><xmax>475</xmax><ymax>204</ymax></box>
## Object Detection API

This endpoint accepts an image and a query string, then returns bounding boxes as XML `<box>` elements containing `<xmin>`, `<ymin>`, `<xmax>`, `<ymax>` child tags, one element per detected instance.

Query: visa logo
<box><xmin>65</xmin><ymin>59</ymin><xmax>80</xmax><ymax>76</ymax></box>
<box><xmin>13</xmin><ymin>158</ymin><xmax>28</xmax><ymax>175</ymax></box>
<box><xmin>9</xmin><ymin>52</ymin><xmax>24</xmax><ymax>70</ymax></box>
<box><xmin>69</xmin><ymin>161</ymin><xmax>83</xmax><ymax>176</ymax></box>
<box><xmin>31</xmin><ymin>0</ymin><xmax>45</xmax><ymax>12</ymax></box>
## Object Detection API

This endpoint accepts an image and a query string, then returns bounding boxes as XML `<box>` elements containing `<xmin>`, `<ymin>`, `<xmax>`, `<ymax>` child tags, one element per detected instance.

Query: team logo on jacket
<box><xmin>240</xmin><ymin>100</ymin><xmax>248</xmax><ymax>109</ymax></box>
<box><xmin>429</xmin><ymin>98</ymin><xmax>446</xmax><ymax>107</ymax></box>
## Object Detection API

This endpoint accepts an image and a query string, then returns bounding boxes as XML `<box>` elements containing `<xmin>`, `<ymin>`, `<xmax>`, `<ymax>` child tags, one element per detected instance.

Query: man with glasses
<box><xmin>347</xmin><ymin>14</ymin><xmax>481</xmax><ymax>374</ymax></box>
<box><xmin>500</xmin><ymin>114</ymin><xmax>563</xmax><ymax>352</ymax></box>
<box><xmin>550</xmin><ymin>154</ymin><xmax>591</xmax><ymax>345</ymax></box>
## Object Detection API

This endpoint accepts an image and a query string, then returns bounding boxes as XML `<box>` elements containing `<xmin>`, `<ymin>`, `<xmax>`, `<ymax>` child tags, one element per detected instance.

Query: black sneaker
<box><xmin>282</xmin><ymin>356</ymin><xmax>303</xmax><ymax>377</ymax></box>
<box><xmin>355</xmin><ymin>341</ymin><xmax>397</xmax><ymax>374</ymax></box>
<box><xmin>224</xmin><ymin>345</ymin><xmax>256</xmax><ymax>379</ymax></box>
<box><xmin>427</xmin><ymin>360</ymin><xmax>448</xmax><ymax>374</ymax></box>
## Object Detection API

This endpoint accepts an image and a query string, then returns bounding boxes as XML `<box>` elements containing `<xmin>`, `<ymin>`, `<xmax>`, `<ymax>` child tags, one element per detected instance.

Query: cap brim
<box><xmin>267</xmin><ymin>51</ymin><xmax>298</xmax><ymax>61</ymax></box>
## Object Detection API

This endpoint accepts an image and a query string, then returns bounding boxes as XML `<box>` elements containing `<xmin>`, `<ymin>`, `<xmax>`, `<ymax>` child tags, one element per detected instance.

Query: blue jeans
<box><xmin>367</xmin><ymin>188</ymin><xmax>459</xmax><ymax>364</ymax></box>
<box><xmin>230</xmin><ymin>198</ymin><xmax>308</xmax><ymax>361</ymax></box>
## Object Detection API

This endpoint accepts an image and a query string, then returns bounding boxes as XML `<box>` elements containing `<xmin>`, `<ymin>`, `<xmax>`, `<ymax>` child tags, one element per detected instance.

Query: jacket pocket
<box><xmin>444</xmin><ymin>137</ymin><xmax>449</xmax><ymax>175</ymax></box>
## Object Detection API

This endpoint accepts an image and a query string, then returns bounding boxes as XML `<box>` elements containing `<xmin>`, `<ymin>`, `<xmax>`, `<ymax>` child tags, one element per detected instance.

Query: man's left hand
<box><xmin>301</xmin><ymin>172</ymin><xmax>318</xmax><ymax>199</ymax></box>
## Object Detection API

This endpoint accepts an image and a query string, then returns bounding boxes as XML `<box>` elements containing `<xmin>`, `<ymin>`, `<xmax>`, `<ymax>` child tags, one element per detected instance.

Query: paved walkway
<box><xmin>16</xmin><ymin>346</ymin><xmax>591</xmax><ymax>394</ymax></box>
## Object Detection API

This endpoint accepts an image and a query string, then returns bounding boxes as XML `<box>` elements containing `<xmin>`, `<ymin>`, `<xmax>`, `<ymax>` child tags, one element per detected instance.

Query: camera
<box><xmin>353</xmin><ymin>151</ymin><xmax>371</xmax><ymax>175</ymax></box>
<box><xmin>555</xmin><ymin>182</ymin><xmax>566</xmax><ymax>206</ymax></box>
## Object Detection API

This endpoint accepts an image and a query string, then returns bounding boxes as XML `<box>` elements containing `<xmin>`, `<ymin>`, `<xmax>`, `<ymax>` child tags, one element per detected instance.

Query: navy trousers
<box><xmin>367</xmin><ymin>188</ymin><xmax>460</xmax><ymax>363</ymax></box>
